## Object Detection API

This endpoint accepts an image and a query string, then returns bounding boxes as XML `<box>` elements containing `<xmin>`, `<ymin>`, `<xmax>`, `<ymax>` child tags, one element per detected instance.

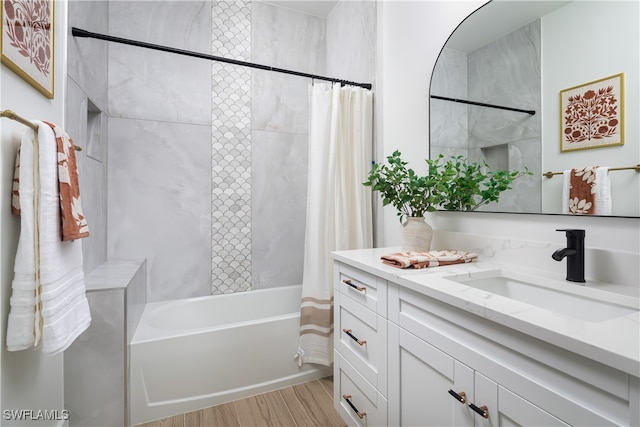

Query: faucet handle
<box><xmin>556</xmin><ymin>229</ymin><xmax>585</xmax><ymax>238</ymax></box>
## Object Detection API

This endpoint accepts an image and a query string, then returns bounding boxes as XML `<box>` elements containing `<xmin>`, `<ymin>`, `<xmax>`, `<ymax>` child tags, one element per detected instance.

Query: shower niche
<box><xmin>86</xmin><ymin>99</ymin><xmax>104</xmax><ymax>161</ymax></box>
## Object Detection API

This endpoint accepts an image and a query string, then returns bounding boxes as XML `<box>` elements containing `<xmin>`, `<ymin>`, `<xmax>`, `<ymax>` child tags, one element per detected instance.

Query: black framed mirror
<box><xmin>429</xmin><ymin>0</ymin><xmax>639</xmax><ymax>217</ymax></box>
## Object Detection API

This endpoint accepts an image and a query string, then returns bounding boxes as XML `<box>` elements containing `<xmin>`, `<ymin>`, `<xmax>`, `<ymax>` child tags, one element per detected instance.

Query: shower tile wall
<box><xmin>101</xmin><ymin>0</ymin><xmax>376</xmax><ymax>300</ymax></box>
<box><xmin>251</xmin><ymin>2</ymin><xmax>325</xmax><ymax>290</ymax></box>
<box><xmin>107</xmin><ymin>1</ymin><xmax>212</xmax><ymax>302</ymax></box>
<box><xmin>211</xmin><ymin>0</ymin><xmax>252</xmax><ymax>294</ymax></box>
<box><xmin>326</xmin><ymin>0</ymin><xmax>376</xmax><ymax>86</ymax></box>
<box><xmin>67</xmin><ymin>0</ymin><xmax>109</xmax><ymax>274</ymax></box>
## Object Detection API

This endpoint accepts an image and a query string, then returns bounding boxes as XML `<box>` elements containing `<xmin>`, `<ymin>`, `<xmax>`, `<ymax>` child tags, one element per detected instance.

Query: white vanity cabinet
<box><xmin>388</xmin><ymin>282</ymin><xmax>635</xmax><ymax>427</ymax></box>
<box><xmin>333</xmin><ymin>262</ymin><xmax>388</xmax><ymax>426</ymax></box>
<box><xmin>332</xmin><ymin>255</ymin><xmax>640</xmax><ymax>427</ymax></box>
<box><xmin>388</xmin><ymin>322</ymin><xmax>572</xmax><ymax>426</ymax></box>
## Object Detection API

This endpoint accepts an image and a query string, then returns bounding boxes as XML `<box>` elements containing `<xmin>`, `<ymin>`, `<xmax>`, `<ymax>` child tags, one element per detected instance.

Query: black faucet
<box><xmin>552</xmin><ymin>229</ymin><xmax>585</xmax><ymax>283</ymax></box>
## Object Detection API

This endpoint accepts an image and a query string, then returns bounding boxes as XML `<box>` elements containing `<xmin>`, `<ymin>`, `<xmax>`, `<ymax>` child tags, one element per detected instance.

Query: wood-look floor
<box><xmin>135</xmin><ymin>377</ymin><xmax>346</xmax><ymax>427</ymax></box>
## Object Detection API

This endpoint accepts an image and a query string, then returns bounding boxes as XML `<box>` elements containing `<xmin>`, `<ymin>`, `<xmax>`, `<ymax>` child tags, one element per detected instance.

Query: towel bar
<box><xmin>543</xmin><ymin>165</ymin><xmax>640</xmax><ymax>178</ymax></box>
<box><xmin>1</xmin><ymin>110</ymin><xmax>82</xmax><ymax>151</ymax></box>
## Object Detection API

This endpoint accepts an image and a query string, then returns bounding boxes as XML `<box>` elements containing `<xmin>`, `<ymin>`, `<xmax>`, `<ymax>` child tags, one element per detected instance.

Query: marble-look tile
<box><xmin>251</xmin><ymin>130</ymin><xmax>308</xmax><ymax>289</ymax></box>
<box><xmin>252</xmin><ymin>2</ymin><xmax>325</xmax><ymax>73</ymax></box>
<box><xmin>108</xmin><ymin>1</ymin><xmax>212</xmax><ymax>124</ymax></box>
<box><xmin>67</xmin><ymin>0</ymin><xmax>109</xmax><ymax>112</ymax></box>
<box><xmin>467</xmin><ymin>21</ymin><xmax>541</xmax><ymax>142</ymax></box>
<box><xmin>107</xmin><ymin>117</ymin><xmax>212</xmax><ymax>302</ymax></box>
<box><xmin>326</xmin><ymin>0</ymin><xmax>377</xmax><ymax>85</ymax></box>
<box><xmin>430</xmin><ymin>49</ymin><xmax>468</xmax><ymax>153</ymax></box>
<box><xmin>212</xmin><ymin>0</ymin><xmax>252</xmax><ymax>294</ymax></box>
<box><xmin>66</xmin><ymin>78</ymin><xmax>108</xmax><ymax>274</ymax></box>
<box><xmin>84</xmin><ymin>260</ymin><xmax>145</xmax><ymax>291</ymax></box>
<box><xmin>251</xmin><ymin>2</ymin><xmax>325</xmax><ymax>134</ymax></box>
<box><xmin>64</xmin><ymin>289</ymin><xmax>126</xmax><ymax>427</ymax></box>
<box><xmin>431</xmin><ymin>48</ymin><xmax>468</xmax><ymax>99</ymax></box>
<box><xmin>252</xmin><ymin>71</ymin><xmax>310</xmax><ymax>134</ymax></box>
<box><xmin>126</xmin><ymin>259</ymin><xmax>148</xmax><ymax>343</ymax></box>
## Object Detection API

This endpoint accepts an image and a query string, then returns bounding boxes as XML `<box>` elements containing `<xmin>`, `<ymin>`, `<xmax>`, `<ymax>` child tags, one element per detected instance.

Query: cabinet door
<box><xmin>474</xmin><ymin>372</ymin><xmax>570</xmax><ymax>427</ymax></box>
<box><xmin>389</xmin><ymin>324</ymin><xmax>474</xmax><ymax>426</ymax></box>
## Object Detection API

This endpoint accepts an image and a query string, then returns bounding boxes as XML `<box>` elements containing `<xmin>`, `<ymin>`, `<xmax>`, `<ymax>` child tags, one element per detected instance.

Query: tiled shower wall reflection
<box><xmin>431</xmin><ymin>21</ymin><xmax>541</xmax><ymax>213</ymax></box>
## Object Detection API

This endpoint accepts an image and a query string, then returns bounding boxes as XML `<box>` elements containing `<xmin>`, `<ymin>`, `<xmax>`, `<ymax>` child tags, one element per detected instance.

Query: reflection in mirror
<box><xmin>429</xmin><ymin>0</ymin><xmax>640</xmax><ymax>217</ymax></box>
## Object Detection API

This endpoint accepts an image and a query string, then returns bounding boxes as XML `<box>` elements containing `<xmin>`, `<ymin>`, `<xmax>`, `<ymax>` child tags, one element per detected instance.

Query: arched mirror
<box><xmin>429</xmin><ymin>0</ymin><xmax>639</xmax><ymax>217</ymax></box>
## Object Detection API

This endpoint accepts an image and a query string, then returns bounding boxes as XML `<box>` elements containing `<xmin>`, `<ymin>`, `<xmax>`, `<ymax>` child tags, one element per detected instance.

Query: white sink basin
<box><xmin>445</xmin><ymin>270</ymin><xmax>639</xmax><ymax>322</ymax></box>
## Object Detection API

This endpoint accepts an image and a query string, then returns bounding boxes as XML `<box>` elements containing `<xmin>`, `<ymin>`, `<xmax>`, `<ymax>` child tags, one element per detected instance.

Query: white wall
<box><xmin>541</xmin><ymin>1</ymin><xmax>640</xmax><ymax>216</ymax></box>
<box><xmin>377</xmin><ymin>0</ymin><xmax>640</xmax><ymax>256</ymax></box>
<box><xmin>0</xmin><ymin>1</ymin><xmax>68</xmax><ymax>424</ymax></box>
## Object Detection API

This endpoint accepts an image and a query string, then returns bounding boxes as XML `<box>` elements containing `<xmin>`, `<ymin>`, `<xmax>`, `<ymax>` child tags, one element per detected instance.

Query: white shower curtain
<box><xmin>296</xmin><ymin>83</ymin><xmax>373</xmax><ymax>367</ymax></box>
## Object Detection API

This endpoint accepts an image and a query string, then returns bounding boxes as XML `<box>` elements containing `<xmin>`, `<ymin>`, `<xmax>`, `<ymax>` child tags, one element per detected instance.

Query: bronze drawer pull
<box><xmin>343</xmin><ymin>328</ymin><xmax>367</xmax><ymax>345</ymax></box>
<box><xmin>342</xmin><ymin>279</ymin><xmax>366</xmax><ymax>292</ymax></box>
<box><xmin>447</xmin><ymin>389</ymin><xmax>466</xmax><ymax>404</ymax></box>
<box><xmin>469</xmin><ymin>403</ymin><xmax>489</xmax><ymax>419</ymax></box>
<box><xmin>342</xmin><ymin>394</ymin><xmax>366</xmax><ymax>419</ymax></box>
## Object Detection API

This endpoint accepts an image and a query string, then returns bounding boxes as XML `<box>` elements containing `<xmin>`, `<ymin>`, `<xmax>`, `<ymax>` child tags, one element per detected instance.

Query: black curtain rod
<box><xmin>430</xmin><ymin>95</ymin><xmax>535</xmax><ymax>115</ymax></box>
<box><xmin>71</xmin><ymin>27</ymin><xmax>372</xmax><ymax>90</ymax></box>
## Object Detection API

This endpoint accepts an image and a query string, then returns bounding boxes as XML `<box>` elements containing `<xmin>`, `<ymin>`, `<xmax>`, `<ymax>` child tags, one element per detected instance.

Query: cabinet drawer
<box><xmin>334</xmin><ymin>352</ymin><xmax>387</xmax><ymax>427</ymax></box>
<box><xmin>335</xmin><ymin>291</ymin><xmax>387</xmax><ymax>395</ymax></box>
<box><xmin>335</xmin><ymin>262</ymin><xmax>387</xmax><ymax>316</ymax></box>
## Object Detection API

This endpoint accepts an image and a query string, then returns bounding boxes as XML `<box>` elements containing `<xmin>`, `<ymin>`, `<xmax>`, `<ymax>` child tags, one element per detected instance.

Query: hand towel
<box><xmin>11</xmin><ymin>123</ymin><xmax>89</xmax><ymax>241</ymax></box>
<box><xmin>381</xmin><ymin>250</ymin><xmax>478</xmax><ymax>269</ymax></box>
<box><xmin>593</xmin><ymin>167</ymin><xmax>612</xmax><ymax>215</ymax></box>
<box><xmin>6</xmin><ymin>122</ymin><xmax>91</xmax><ymax>354</ymax></box>
<box><xmin>562</xmin><ymin>166</ymin><xmax>612</xmax><ymax>215</ymax></box>
<box><xmin>44</xmin><ymin>121</ymin><xmax>90</xmax><ymax>240</ymax></box>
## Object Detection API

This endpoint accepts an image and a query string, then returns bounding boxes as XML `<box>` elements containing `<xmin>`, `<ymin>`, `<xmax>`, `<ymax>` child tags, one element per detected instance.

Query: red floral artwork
<box><xmin>3</xmin><ymin>0</ymin><xmax>51</xmax><ymax>77</ymax></box>
<box><xmin>563</xmin><ymin>86</ymin><xmax>618</xmax><ymax>143</ymax></box>
<box><xmin>560</xmin><ymin>73</ymin><xmax>624</xmax><ymax>151</ymax></box>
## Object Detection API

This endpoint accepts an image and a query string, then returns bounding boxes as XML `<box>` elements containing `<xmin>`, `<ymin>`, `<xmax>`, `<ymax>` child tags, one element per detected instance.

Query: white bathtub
<box><xmin>129</xmin><ymin>285</ymin><xmax>331</xmax><ymax>425</ymax></box>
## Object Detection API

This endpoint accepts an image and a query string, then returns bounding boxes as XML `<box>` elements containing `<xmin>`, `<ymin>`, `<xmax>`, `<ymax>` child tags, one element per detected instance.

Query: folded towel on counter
<box><xmin>7</xmin><ymin>122</ymin><xmax>91</xmax><ymax>354</ymax></box>
<box><xmin>381</xmin><ymin>250</ymin><xmax>478</xmax><ymax>269</ymax></box>
<box><xmin>12</xmin><ymin>122</ymin><xmax>89</xmax><ymax>241</ymax></box>
<box><xmin>562</xmin><ymin>166</ymin><xmax>612</xmax><ymax>215</ymax></box>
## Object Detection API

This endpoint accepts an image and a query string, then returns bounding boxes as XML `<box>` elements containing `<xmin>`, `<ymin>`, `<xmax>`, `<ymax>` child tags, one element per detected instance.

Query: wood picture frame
<box><xmin>560</xmin><ymin>73</ymin><xmax>624</xmax><ymax>152</ymax></box>
<box><xmin>1</xmin><ymin>0</ymin><xmax>54</xmax><ymax>98</ymax></box>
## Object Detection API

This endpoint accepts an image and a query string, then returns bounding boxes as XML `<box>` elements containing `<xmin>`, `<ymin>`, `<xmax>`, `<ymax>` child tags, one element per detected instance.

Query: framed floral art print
<box><xmin>1</xmin><ymin>0</ymin><xmax>54</xmax><ymax>98</ymax></box>
<box><xmin>560</xmin><ymin>73</ymin><xmax>624</xmax><ymax>152</ymax></box>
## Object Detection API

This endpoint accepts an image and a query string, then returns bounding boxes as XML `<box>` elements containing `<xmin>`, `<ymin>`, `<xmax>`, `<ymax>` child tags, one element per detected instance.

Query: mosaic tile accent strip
<box><xmin>211</xmin><ymin>0</ymin><xmax>252</xmax><ymax>294</ymax></box>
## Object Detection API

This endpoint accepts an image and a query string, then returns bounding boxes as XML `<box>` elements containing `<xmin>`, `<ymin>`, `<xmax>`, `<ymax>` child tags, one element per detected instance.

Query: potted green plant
<box><xmin>434</xmin><ymin>155</ymin><xmax>532</xmax><ymax>212</ymax></box>
<box><xmin>363</xmin><ymin>151</ymin><xmax>531</xmax><ymax>252</ymax></box>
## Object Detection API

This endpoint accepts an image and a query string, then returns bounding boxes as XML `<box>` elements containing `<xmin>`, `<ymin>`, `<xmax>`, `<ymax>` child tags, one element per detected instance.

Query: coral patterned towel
<box><xmin>381</xmin><ymin>250</ymin><xmax>478</xmax><ymax>269</ymax></box>
<box><xmin>564</xmin><ymin>166</ymin><xmax>611</xmax><ymax>215</ymax></box>
<box><xmin>12</xmin><ymin>122</ymin><xmax>89</xmax><ymax>240</ymax></box>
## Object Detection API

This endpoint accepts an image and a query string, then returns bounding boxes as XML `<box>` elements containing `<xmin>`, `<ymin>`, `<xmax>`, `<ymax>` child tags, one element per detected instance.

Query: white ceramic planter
<box><xmin>400</xmin><ymin>217</ymin><xmax>433</xmax><ymax>252</ymax></box>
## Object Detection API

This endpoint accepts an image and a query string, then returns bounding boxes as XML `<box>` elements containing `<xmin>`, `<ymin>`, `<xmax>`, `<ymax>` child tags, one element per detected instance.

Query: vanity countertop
<box><xmin>333</xmin><ymin>247</ymin><xmax>640</xmax><ymax>377</ymax></box>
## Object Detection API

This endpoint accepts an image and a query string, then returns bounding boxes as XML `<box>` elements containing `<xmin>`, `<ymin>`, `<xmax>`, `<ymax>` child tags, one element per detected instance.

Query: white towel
<box><xmin>6</xmin><ymin>128</ymin><xmax>39</xmax><ymax>351</ymax></box>
<box><xmin>561</xmin><ymin>166</ymin><xmax>612</xmax><ymax>215</ymax></box>
<box><xmin>561</xmin><ymin>169</ymin><xmax>571</xmax><ymax>215</ymax></box>
<box><xmin>593</xmin><ymin>167</ymin><xmax>612</xmax><ymax>215</ymax></box>
<box><xmin>6</xmin><ymin>123</ymin><xmax>91</xmax><ymax>354</ymax></box>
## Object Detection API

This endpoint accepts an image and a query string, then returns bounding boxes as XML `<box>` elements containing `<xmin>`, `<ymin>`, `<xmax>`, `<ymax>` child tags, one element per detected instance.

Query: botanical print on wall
<box><xmin>1</xmin><ymin>0</ymin><xmax>54</xmax><ymax>98</ymax></box>
<box><xmin>560</xmin><ymin>73</ymin><xmax>624</xmax><ymax>152</ymax></box>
